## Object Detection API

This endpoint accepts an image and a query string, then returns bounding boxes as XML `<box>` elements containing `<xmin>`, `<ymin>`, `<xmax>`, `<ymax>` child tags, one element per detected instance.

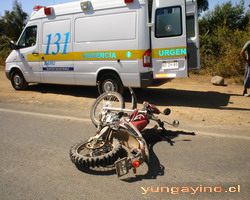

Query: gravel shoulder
<box><xmin>0</xmin><ymin>66</ymin><xmax>249</xmax><ymax>131</ymax></box>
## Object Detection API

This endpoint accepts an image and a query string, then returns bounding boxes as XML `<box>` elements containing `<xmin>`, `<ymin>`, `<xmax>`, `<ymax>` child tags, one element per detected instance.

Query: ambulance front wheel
<box><xmin>98</xmin><ymin>74</ymin><xmax>124</xmax><ymax>94</ymax></box>
<box><xmin>10</xmin><ymin>70</ymin><xmax>28</xmax><ymax>90</ymax></box>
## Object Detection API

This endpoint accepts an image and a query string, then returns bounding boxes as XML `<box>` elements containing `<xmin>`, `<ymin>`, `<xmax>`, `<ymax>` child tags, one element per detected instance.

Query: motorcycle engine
<box><xmin>102</xmin><ymin>112</ymin><xmax>120</xmax><ymax>124</ymax></box>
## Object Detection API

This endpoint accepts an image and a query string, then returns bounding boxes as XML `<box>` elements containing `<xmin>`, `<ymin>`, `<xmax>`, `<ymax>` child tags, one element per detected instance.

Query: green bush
<box><xmin>200</xmin><ymin>27</ymin><xmax>249</xmax><ymax>79</ymax></box>
<box><xmin>199</xmin><ymin>0</ymin><xmax>250</xmax><ymax>82</ymax></box>
<box><xmin>0</xmin><ymin>0</ymin><xmax>28</xmax><ymax>65</ymax></box>
<box><xmin>0</xmin><ymin>36</ymin><xmax>11</xmax><ymax>66</ymax></box>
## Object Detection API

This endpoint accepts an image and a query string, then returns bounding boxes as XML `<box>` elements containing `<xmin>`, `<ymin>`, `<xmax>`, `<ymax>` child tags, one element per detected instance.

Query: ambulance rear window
<box><xmin>155</xmin><ymin>6</ymin><xmax>182</xmax><ymax>38</ymax></box>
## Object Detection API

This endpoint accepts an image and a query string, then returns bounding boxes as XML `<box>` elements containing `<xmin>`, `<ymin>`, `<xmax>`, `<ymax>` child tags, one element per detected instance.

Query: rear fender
<box><xmin>112</xmin><ymin>122</ymin><xmax>149</xmax><ymax>163</ymax></box>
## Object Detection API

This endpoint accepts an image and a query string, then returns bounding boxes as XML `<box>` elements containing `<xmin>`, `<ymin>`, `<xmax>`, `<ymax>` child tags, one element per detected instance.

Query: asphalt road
<box><xmin>0</xmin><ymin>101</ymin><xmax>249</xmax><ymax>200</ymax></box>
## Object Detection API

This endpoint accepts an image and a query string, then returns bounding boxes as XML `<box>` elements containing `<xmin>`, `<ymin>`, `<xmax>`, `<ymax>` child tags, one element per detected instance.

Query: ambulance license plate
<box><xmin>162</xmin><ymin>62</ymin><xmax>179</xmax><ymax>69</ymax></box>
<box><xmin>115</xmin><ymin>157</ymin><xmax>130</xmax><ymax>177</ymax></box>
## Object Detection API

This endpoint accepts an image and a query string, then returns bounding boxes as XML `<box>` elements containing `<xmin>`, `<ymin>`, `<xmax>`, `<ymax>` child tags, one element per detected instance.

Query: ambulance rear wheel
<box><xmin>98</xmin><ymin>74</ymin><xmax>124</xmax><ymax>94</ymax></box>
<box><xmin>10</xmin><ymin>70</ymin><xmax>28</xmax><ymax>90</ymax></box>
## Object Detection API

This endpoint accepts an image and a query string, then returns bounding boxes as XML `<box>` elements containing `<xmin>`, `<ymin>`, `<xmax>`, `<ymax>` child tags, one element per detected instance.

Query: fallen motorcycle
<box><xmin>69</xmin><ymin>88</ymin><xmax>179</xmax><ymax>177</ymax></box>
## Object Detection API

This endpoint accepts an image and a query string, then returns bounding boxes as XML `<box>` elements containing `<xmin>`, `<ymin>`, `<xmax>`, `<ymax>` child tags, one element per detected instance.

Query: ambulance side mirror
<box><xmin>9</xmin><ymin>41</ymin><xmax>19</xmax><ymax>50</ymax></box>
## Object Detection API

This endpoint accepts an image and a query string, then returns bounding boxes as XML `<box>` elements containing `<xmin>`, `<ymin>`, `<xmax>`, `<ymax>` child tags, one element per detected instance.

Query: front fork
<box><xmin>87</xmin><ymin>126</ymin><xmax>111</xmax><ymax>148</ymax></box>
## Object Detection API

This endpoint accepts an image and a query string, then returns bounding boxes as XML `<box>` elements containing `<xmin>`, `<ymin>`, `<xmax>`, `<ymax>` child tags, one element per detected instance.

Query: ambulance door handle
<box><xmin>32</xmin><ymin>51</ymin><xmax>39</xmax><ymax>56</ymax></box>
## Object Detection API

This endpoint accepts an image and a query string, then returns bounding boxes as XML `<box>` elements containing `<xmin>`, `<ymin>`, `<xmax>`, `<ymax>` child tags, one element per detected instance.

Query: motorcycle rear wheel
<box><xmin>90</xmin><ymin>91</ymin><xmax>125</xmax><ymax>126</ymax></box>
<box><xmin>70</xmin><ymin>138</ymin><xmax>121</xmax><ymax>169</ymax></box>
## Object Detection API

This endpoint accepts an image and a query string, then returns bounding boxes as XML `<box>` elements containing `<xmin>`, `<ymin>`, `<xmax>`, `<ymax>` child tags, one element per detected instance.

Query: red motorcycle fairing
<box><xmin>129</xmin><ymin>110</ymin><xmax>149</xmax><ymax>131</ymax></box>
<box><xmin>131</xmin><ymin>119</ymin><xmax>148</xmax><ymax>131</ymax></box>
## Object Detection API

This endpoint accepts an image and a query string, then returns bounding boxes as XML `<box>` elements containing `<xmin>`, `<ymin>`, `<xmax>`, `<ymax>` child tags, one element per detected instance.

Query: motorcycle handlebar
<box><xmin>103</xmin><ymin>107</ymin><xmax>147</xmax><ymax>114</ymax></box>
<box><xmin>103</xmin><ymin>107</ymin><xmax>170</xmax><ymax>116</ymax></box>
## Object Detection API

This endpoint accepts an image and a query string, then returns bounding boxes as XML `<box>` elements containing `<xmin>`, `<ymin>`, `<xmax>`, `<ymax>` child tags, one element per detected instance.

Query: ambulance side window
<box><xmin>155</xmin><ymin>6</ymin><xmax>182</xmax><ymax>38</ymax></box>
<box><xmin>18</xmin><ymin>26</ymin><xmax>37</xmax><ymax>48</ymax></box>
<box><xmin>187</xmin><ymin>15</ymin><xmax>195</xmax><ymax>38</ymax></box>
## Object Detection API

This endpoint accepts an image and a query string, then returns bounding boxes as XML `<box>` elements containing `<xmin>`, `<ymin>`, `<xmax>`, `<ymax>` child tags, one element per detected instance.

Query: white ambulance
<box><xmin>5</xmin><ymin>0</ymin><xmax>199</xmax><ymax>94</ymax></box>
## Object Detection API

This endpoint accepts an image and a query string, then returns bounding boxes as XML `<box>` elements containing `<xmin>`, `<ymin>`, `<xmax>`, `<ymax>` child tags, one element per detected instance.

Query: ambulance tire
<box><xmin>69</xmin><ymin>138</ymin><xmax>121</xmax><ymax>170</ymax></box>
<box><xmin>10</xmin><ymin>70</ymin><xmax>28</xmax><ymax>90</ymax></box>
<box><xmin>98</xmin><ymin>74</ymin><xmax>124</xmax><ymax>94</ymax></box>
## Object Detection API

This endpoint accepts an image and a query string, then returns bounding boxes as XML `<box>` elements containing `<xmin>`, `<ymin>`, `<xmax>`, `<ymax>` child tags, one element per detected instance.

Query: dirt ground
<box><xmin>0</xmin><ymin>66</ymin><xmax>249</xmax><ymax>128</ymax></box>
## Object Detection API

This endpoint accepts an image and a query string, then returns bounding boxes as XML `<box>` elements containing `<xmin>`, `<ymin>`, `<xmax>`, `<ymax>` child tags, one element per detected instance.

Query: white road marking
<box><xmin>0</xmin><ymin>107</ymin><xmax>249</xmax><ymax>140</ymax></box>
<box><xmin>191</xmin><ymin>131</ymin><xmax>250</xmax><ymax>141</ymax></box>
<box><xmin>0</xmin><ymin>108</ymin><xmax>91</xmax><ymax>122</ymax></box>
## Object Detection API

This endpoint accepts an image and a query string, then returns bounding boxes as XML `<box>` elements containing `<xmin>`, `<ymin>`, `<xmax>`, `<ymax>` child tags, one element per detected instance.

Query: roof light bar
<box><xmin>125</xmin><ymin>0</ymin><xmax>134</xmax><ymax>3</ymax></box>
<box><xmin>33</xmin><ymin>5</ymin><xmax>44</xmax><ymax>11</ymax></box>
<box><xmin>81</xmin><ymin>1</ymin><xmax>91</xmax><ymax>10</ymax></box>
<box><xmin>44</xmin><ymin>7</ymin><xmax>52</xmax><ymax>15</ymax></box>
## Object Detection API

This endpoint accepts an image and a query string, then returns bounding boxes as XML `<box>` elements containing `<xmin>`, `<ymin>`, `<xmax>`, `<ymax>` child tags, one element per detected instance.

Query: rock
<box><xmin>211</xmin><ymin>76</ymin><xmax>225</xmax><ymax>86</ymax></box>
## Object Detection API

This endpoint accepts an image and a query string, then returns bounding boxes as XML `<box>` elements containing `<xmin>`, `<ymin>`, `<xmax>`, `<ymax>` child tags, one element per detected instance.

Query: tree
<box><xmin>197</xmin><ymin>0</ymin><xmax>209</xmax><ymax>14</ymax></box>
<box><xmin>0</xmin><ymin>0</ymin><xmax>28</xmax><ymax>41</ymax></box>
<box><xmin>199</xmin><ymin>0</ymin><xmax>249</xmax><ymax>35</ymax></box>
<box><xmin>0</xmin><ymin>0</ymin><xmax>28</xmax><ymax>65</ymax></box>
<box><xmin>198</xmin><ymin>0</ymin><xmax>250</xmax><ymax>79</ymax></box>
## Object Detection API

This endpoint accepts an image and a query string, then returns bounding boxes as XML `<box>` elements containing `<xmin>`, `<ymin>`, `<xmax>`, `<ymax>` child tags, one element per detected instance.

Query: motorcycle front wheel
<box><xmin>70</xmin><ymin>138</ymin><xmax>121</xmax><ymax>169</ymax></box>
<box><xmin>90</xmin><ymin>91</ymin><xmax>125</xmax><ymax>126</ymax></box>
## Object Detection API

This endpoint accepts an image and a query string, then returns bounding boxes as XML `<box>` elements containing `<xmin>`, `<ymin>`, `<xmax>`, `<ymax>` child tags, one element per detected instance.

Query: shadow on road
<box><xmin>27</xmin><ymin>84</ymin><xmax>99</xmax><ymax>98</ymax></box>
<box><xmin>126</xmin><ymin>88</ymin><xmax>248</xmax><ymax>111</ymax></box>
<box><xmin>72</xmin><ymin>128</ymin><xmax>195</xmax><ymax>182</ymax></box>
<box><xmin>26</xmin><ymin>84</ymin><xmax>249</xmax><ymax>111</ymax></box>
<box><xmin>120</xmin><ymin>128</ymin><xmax>196</xmax><ymax>183</ymax></box>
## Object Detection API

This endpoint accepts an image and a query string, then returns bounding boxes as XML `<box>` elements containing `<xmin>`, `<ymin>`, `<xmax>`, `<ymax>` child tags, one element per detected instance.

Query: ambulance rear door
<box><xmin>186</xmin><ymin>0</ymin><xmax>200</xmax><ymax>70</ymax></box>
<box><xmin>151</xmin><ymin>0</ymin><xmax>188</xmax><ymax>79</ymax></box>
